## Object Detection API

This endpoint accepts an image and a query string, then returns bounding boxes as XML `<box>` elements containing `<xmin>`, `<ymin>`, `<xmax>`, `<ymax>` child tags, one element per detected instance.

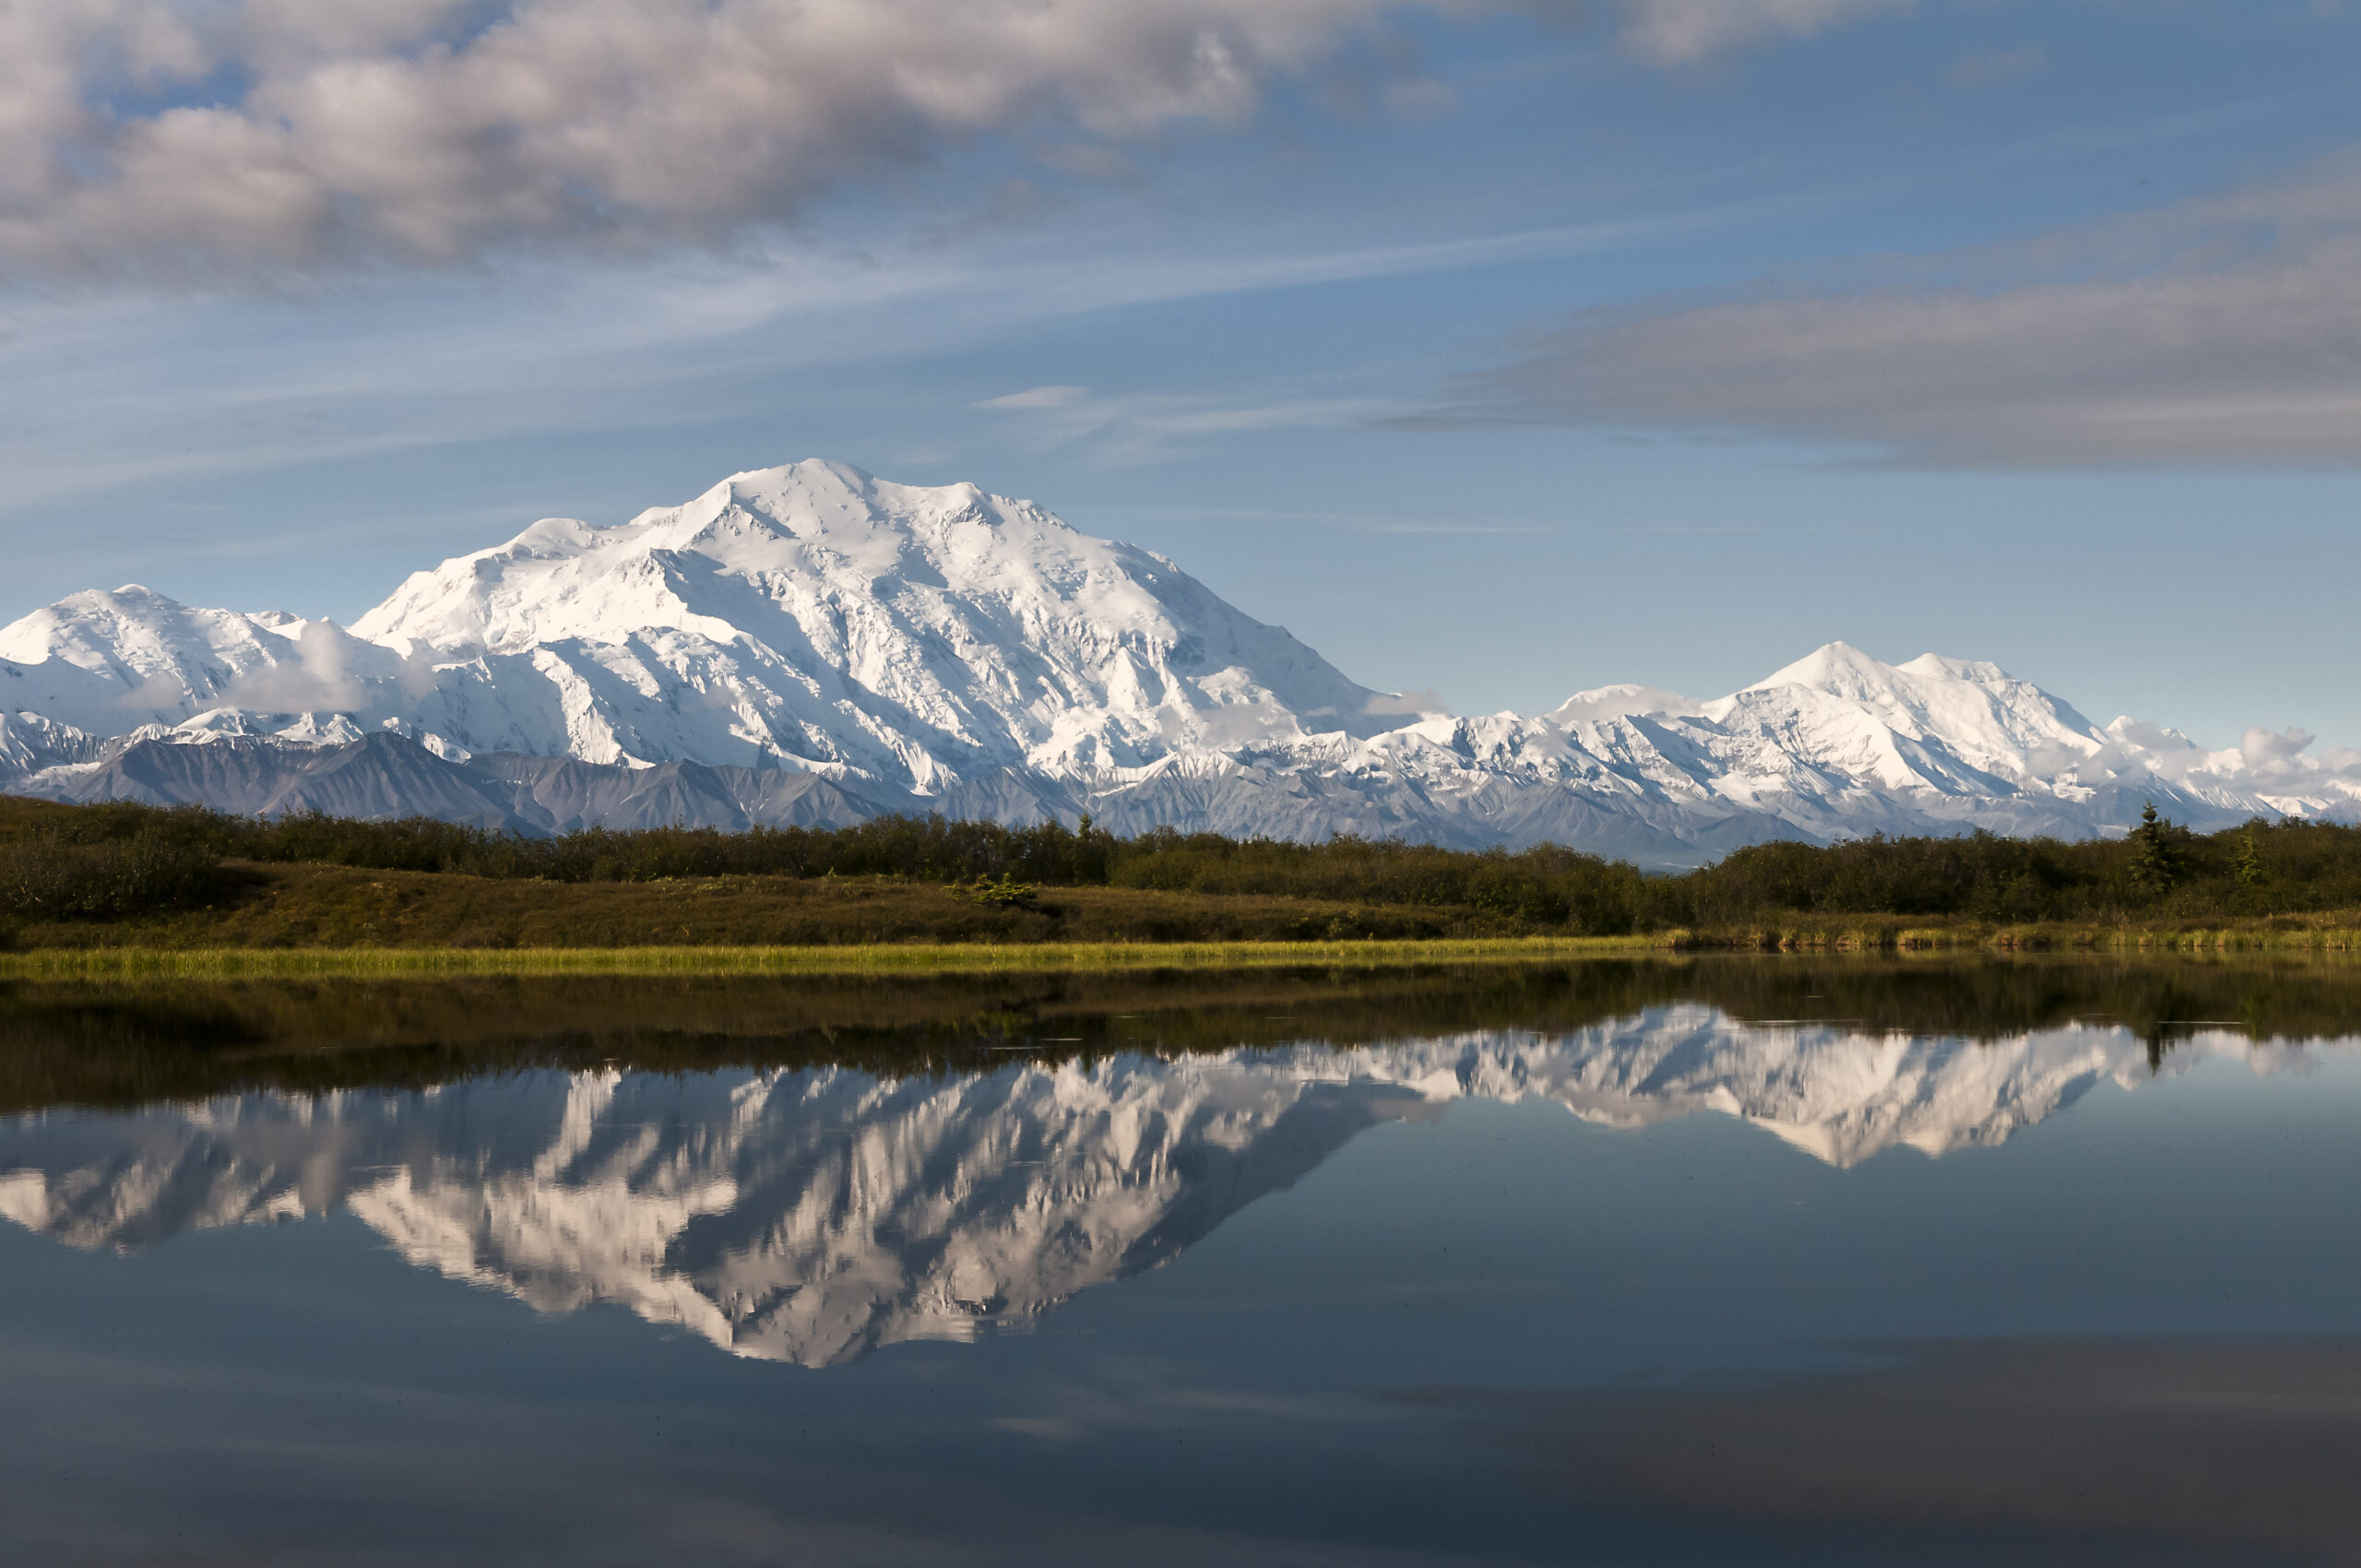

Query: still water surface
<box><xmin>2</xmin><ymin>958</ymin><xmax>2358</xmax><ymax>1565</ymax></box>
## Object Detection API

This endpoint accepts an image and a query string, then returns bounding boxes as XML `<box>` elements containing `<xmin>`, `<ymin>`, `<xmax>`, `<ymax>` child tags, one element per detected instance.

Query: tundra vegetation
<box><xmin>0</xmin><ymin>795</ymin><xmax>2357</xmax><ymax>956</ymax></box>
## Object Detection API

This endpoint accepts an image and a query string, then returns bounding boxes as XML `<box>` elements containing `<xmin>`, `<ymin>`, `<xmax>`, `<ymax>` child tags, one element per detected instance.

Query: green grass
<box><xmin>1679</xmin><ymin>915</ymin><xmax>2361</xmax><ymax>953</ymax></box>
<box><xmin>0</xmin><ymin>861</ymin><xmax>1548</xmax><ymax>952</ymax></box>
<box><xmin>0</xmin><ymin>934</ymin><xmax>1655</xmax><ymax>980</ymax></box>
<box><xmin>9</xmin><ymin>896</ymin><xmax>2361</xmax><ymax>979</ymax></box>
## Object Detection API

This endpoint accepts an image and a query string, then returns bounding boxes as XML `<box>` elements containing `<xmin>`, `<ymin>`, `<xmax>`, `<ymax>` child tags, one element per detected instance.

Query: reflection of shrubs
<box><xmin>0</xmin><ymin>831</ymin><xmax>223</xmax><ymax>918</ymax></box>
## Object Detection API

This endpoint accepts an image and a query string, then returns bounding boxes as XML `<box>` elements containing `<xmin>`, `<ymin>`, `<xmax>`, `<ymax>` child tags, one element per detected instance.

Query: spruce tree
<box><xmin>2126</xmin><ymin>801</ymin><xmax>2188</xmax><ymax>900</ymax></box>
<box><xmin>2234</xmin><ymin>826</ymin><xmax>2266</xmax><ymax>888</ymax></box>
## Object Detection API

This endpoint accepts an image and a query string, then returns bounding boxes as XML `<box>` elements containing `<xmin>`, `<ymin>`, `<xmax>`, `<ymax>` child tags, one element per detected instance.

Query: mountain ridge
<box><xmin>3</xmin><ymin>460</ymin><xmax>2354</xmax><ymax>864</ymax></box>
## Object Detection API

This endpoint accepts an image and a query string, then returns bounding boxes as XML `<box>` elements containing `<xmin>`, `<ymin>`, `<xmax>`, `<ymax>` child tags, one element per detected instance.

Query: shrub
<box><xmin>0</xmin><ymin>830</ymin><xmax>224</xmax><ymax>918</ymax></box>
<box><xmin>5</xmin><ymin>791</ymin><xmax>2359</xmax><ymax>931</ymax></box>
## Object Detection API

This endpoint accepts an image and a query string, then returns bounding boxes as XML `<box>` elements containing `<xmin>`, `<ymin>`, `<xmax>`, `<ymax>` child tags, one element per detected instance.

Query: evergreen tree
<box><xmin>2234</xmin><ymin>826</ymin><xmax>2267</xmax><ymax>888</ymax></box>
<box><xmin>2126</xmin><ymin>801</ymin><xmax>2189</xmax><ymax>899</ymax></box>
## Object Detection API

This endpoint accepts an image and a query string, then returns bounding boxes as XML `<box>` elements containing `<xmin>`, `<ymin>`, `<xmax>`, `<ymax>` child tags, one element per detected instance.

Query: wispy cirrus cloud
<box><xmin>0</xmin><ymin>0</ymin><xmax>1911</xmax><ymax>282</ymax></box>
<box><xmin>1093</xmin><ymin>501</ymin><xmax>1551</xmax><ymax>536</ymax></box>
<box><xmin>1445</xmin><ymin>149</ymin><xmax>2361</xmax><ymax>469</ymax></box>
<box><xmin>973</xmin><ymin>382</ymin><xmax>1393</xmax><ymax>462</ymax></box>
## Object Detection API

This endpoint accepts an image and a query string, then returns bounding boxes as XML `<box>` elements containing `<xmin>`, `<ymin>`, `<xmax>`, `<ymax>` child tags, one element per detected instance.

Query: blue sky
<box><xmin>2</xmin><ymin>0</ymin><xmax>2356</xmax><ymax>748</ymax></box>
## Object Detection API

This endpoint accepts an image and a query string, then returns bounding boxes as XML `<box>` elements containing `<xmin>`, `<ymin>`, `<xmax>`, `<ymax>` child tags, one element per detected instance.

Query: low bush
<box><xmin>0</xmin><ymin>830</ymin><xmax>224</xmax><ymax>918</ymax></box>
<box><xmin>1107</xmin><ymin>832</ymin><xmax>1650</xmax><ymax>937</ymax></box>
<box><xmin>4</xmin><ymin>792</ymin><xmax>2358</xmax><ymax>932</ymax></box>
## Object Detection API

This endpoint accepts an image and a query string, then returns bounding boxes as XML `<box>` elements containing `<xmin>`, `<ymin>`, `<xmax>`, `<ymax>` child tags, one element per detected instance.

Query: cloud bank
<box><xmin>0</xmin><ymin>0</ymin><xmax>1904</xmax><ymax>279</ymax></box>
<box><xmin>1459</xmin><ymin>151</ymin><xmax>2361</xmax><ymax>468</ymax></box>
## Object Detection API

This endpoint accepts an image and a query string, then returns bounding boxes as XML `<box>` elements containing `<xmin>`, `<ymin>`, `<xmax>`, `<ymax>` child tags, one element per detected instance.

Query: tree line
<box><xmin>3</xmin><ymin>793</ymin><xmax>2357</xmax><ymax>933</ymax></box>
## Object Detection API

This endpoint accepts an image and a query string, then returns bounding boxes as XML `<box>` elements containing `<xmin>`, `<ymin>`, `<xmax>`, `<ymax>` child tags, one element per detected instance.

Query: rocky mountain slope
<box><xmin>0</xmin><ymin>1010</ymin><xmax>2220</xmax><ymax>1365</ymax></box>
<box><xmin>2</xmin><ymin>460</ymin><xmax>2353</xmax><ymax>861</ymax></box>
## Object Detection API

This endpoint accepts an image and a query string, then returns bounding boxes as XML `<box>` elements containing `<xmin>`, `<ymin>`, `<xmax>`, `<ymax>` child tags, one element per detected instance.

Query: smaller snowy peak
<box><xmin>0</xmin><ymin>710</ymin><xmax>108</xmax><ymax>775</ymax></box>
<box><xmin>1732</xmin><ymin>641</ymin><xmax>2096</xmax><ymax>734</ymax></box>
<box><xmin>0</xmin><ymin>585</ymin><xmax>236</xmax><ymax>673</ymax></box>
<box><xmin>0</xmin><ymin>586</ymin><xmax>328</xmax><ymax>735</ymax></box>
<box><xmin>1700</xmin><ymin>640</ymin><xmax>2107</xmax><ymax>791</ymax></box>
<box><xmin>0</xmin><ymin>584</ymin><xmax>430</xmax><ymax>751</ymax></box>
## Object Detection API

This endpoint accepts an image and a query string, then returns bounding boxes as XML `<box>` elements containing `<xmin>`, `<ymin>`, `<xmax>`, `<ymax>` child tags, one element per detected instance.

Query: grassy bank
<box><xmin>0</xmin><ymin>858</ymin><xmax>1556</xmax><ymax>954</ymax></box>
<box><xmin>3</xmin><ymin>857</ymin><xmax>2357</xmax><ymax>973</ymax></box>
<box><xmin>0</xmin><ymin>934</ymin><xmax>1643</xmax><ymax>980</ymax></box>
<box><xmin>8</xmin><ymin>916</ymin><xmax>2360</xmax><ymax>980</ymax></box>
<box><xmin>1675</xmin><ymin>914</ymin><xmax>2361</xmax><ymax>954</ymax></box>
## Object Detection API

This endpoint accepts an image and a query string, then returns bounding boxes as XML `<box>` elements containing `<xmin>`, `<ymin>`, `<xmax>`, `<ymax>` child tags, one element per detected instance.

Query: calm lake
<box><xmin>3</xmin><ymin>957</ymin><xmax>2359</xmax><ymax>1565</ymax></box>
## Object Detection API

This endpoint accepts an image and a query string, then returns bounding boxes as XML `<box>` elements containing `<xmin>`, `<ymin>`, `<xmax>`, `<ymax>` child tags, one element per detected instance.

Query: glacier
<box><xmin>2</xmin><ymin>458</ymin><xmax>2355</xmax><ymax>864</ymax></box>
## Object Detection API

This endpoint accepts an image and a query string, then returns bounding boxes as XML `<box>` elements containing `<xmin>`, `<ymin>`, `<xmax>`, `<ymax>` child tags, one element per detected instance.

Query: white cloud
<box><xmin>1362</xmin><ymin>686</ymin><xmax>1451</xmax><ymax>718</ymax></box>
<box><xmin>1458</xmin><ymin>150</ymin><xmax>2361</xmax><ymax>468</ymax></box>
<box><xmin>2075</xmin><ymin>716</ymin><xmax>2361</xmax><ymax>802</ymax></box>
<box><xmin>1548</xmin><ymin>683</ymin><xmax>1702</xmax><ymax>723</ymax></box>
<box><xmin>0</xmin><ymin>0</ymin><xmax>1423</xmax><ymax>276</ymax></box>
<box><xmin>0</xmin><ymin>0</ymin><xmax>1910</xmax><ymax>280</ymax></box>
<box><xmin>1616</xmin><ymin>0</ymin><xmax>1914</xmax><ymax>65</ymax></box>
<box><xmin>2237</xmin><ymin>725</ymin><xmax>2361</xmax><ymax>789</ymax></box>
<box><xmin>973</xmin><ymin>385</ymin><xmax>1092</xmax><ymax>410</ymax></box>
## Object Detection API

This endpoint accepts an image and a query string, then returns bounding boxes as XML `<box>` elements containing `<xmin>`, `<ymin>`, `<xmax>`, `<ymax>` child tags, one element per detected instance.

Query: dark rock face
<box><xmin>470</xmin><ymin>754</ymin><xmax>886</xmax><ymax>833</ymax></box>
<box><xmin>54</xmin><ymin>734</ymin><xmax>535</xmax><ymax>831</ymax></box>
<box><xmin>33</xmin><ymin>734</ymin><xmax>887</xmax><ymax>838</ymax></box>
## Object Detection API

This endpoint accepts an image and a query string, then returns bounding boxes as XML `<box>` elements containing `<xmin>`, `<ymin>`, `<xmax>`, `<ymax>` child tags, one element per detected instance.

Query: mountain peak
<box><xmin>1750</xmin><ymin>640</ymin><xmax>1905</xmax><ymax>697</ymax></box>
<box><xmin>348</xmin><ymin>459</ymin><xmax>1386</xmax><ymax>782</ymax></box>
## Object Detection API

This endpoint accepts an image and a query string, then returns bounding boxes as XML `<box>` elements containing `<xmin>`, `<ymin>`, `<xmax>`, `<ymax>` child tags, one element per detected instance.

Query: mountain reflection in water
<box><xmin>0</xmin><ymin>999</ymin><xmax>2289</xmax><ymax>1366</ymax></box>
<box><xmin>5</xmin><ymin>959</ymin><xmax>2361</xmax><ymax>1566</ymax></box>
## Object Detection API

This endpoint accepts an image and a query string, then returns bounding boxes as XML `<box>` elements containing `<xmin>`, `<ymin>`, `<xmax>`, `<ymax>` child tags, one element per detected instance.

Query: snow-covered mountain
<box><xmin>0</xmin><ymin>1010</ymin><xmax>2246</xmax><ymax>1365</ymax></box>
<box><xmin>2</xmin><ymin>459</ymin><xmax>2353</xmax><ymax>861</ymax></box>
